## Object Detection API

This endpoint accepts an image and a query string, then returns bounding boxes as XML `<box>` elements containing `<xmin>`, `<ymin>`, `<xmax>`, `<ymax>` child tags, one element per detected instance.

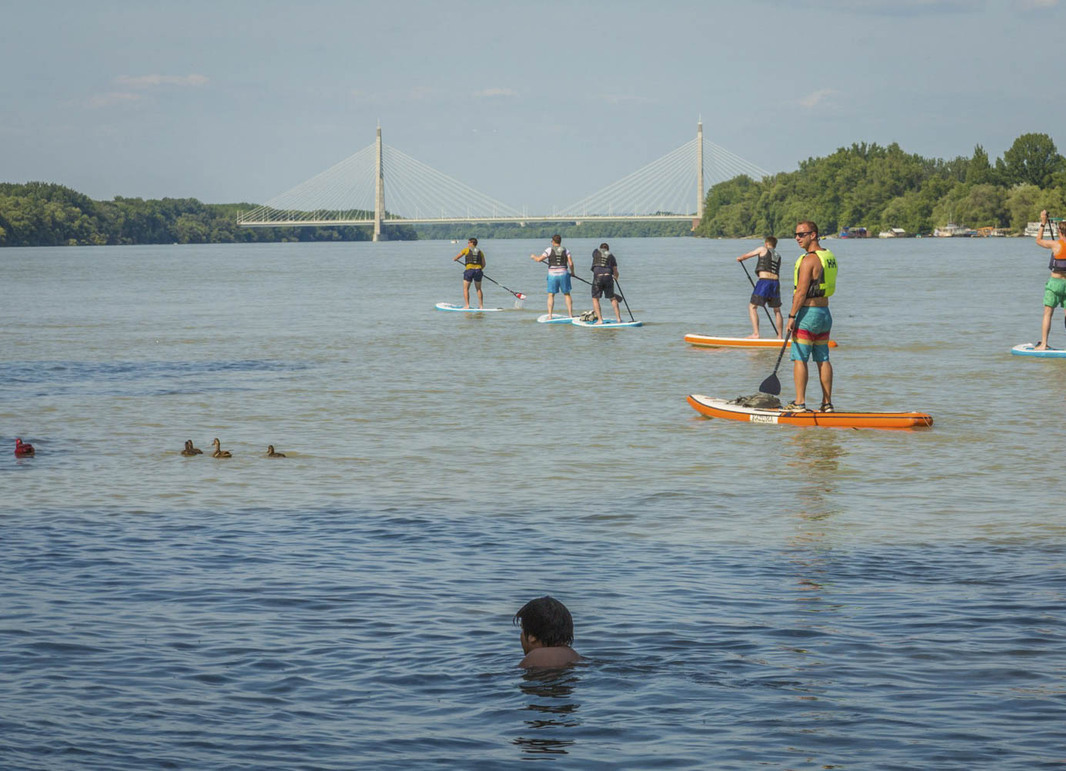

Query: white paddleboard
<box><xmin>436</xmin><ymin>302</ymin><xmax>504</xmax><ymax>312</ymax></box>
<box><xmin>536</xmin><ymin>314</ymin><xmax>575</xmax><ymax>324</ymax></box>
<box><xmin>1012</xmin><ymin>343</ymin><xmax>1066</xmax><ymax>358</ymax></box>
<box><xmin>571</xmin><ymin>318</ymin><xmax>643</xmax><ymax>328</ymax></box>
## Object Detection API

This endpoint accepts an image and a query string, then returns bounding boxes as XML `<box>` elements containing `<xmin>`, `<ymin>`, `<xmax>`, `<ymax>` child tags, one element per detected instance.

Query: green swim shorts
<box><xmin>1044</xmin><ymin>277</ymin><xmax>1066</xmax><ymax>308</ymax></box>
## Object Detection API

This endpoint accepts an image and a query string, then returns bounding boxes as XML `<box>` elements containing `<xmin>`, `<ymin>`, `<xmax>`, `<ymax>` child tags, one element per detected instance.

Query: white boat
<box><xmin>878</xmin><ymin>228</ymin><xmax>909</xmax><ymax>238</ymax></box>
<box><xmin>933</xmin><ymin>223</ymin><xmax>976</xmax><ymax>238</ymax></box>
<box><xmin>1024</xmin><ymin>221</ymin><xmax>1059</xmax><ymax>238</ymax></box>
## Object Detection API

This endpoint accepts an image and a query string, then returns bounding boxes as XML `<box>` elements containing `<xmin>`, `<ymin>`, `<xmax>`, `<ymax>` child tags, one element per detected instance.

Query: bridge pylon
<box><xmin>374</xmin><ymin>126</ymin><xmax>386</xmax><ymax>242</ymax></box>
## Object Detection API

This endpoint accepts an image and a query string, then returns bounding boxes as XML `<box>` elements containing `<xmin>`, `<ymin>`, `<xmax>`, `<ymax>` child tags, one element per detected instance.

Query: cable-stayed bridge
<box><xmin>237</xmin><ymin>122</ymin><xmax>769</xmax><ymax>240</ymax></box>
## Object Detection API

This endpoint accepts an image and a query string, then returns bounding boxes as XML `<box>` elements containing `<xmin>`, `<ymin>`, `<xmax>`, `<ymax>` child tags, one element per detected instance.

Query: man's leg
<box><xmin>747</xmin><ymin>304</ymin><xmax>760</xmax><ymax>338</ymax></box>
<box><xmin>792</xmin><ymin>359</ymin><xmax>809</xmax><ymax>407</ymax></box>
<box><xmin>547</xmin><ymin>292</ymin><xmax>555</xmax><ymax>317</ymax></box>
<box><xmin>563</xmin><ymin>292</ymin><xmax>573</xmax><ymax>316</ymax></box>
<box><xmin>1036</xmin><ymin>305</ymin><xmax>1054</xmax><ymax>350</ymax></box>
<box><xmin>592</xmin><ymin>296</ymin><xmax>602</xmax><ymax>322</ymax></box>
<box><xmin>462</xmin><ymin>280</ymin><xmax>471</xmax><ymax>308</ymax></box>
<box><xmin>474</xmin><ymin>281</ymin><xmax>483</xmax><ymax>309</ymax></box>
<box><xmin>611</xmin><ymin>297</ymin><xmax>621</xmax><ymax>322</ymax></box>
<box><xmin>817</xmin><ymin>360</ymin><xmax>833</xmax><ymax>406</ymax></box>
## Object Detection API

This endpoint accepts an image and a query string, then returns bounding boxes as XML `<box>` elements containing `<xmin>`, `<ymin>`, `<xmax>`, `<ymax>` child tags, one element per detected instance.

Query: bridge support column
<box><xmin>697</xmin><ymin>120</ymin><xmax>704</xmax><ymax>221</ymax></box>
<box><xmin>373</xmin><ymin>126</ymin><xmax>387</xmax><ymax>241</ymax></box>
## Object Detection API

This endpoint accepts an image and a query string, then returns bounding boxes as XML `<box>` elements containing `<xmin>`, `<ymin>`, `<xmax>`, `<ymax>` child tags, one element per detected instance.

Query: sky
<box><xmin>2</xmin><ymin>0</ymin><xmax>1063</xmax><ymax>213</ymax></box>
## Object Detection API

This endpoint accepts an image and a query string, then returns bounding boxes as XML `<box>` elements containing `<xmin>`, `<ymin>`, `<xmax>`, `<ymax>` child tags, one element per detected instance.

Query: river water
<box><xmin>2</xmin><ymin>237</ymin><xmax>1064</xmax><ymax>769</ymax></box>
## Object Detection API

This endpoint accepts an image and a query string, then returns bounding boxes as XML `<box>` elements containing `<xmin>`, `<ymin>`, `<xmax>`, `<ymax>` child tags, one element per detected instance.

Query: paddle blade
<box><xmin>759</xmin><ymin>373</ymin><xmax>781</xmax><ymax>396</ymax></box>
<box><xmin>516</xmin><ymin>293</ymin><xmax>527</xmax><ymax>300</ymax></box>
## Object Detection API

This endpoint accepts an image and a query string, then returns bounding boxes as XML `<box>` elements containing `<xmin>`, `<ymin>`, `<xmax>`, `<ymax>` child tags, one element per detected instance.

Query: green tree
<box><xmin>999</xmin><ymin>133</ymin><xmax>1062</xmax><ymax>188</ymax></box>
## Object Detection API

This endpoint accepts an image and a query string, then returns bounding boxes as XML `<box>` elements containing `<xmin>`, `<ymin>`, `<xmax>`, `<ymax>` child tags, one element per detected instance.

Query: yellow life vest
<box><xmin>794</xmin><ymin>249</ymin><xmax>837</xmax><ymax>298</ymax></box>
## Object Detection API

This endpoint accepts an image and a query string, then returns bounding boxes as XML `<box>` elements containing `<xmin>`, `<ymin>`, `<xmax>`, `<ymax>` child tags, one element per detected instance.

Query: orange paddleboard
<box><xmin>684</xmin><ymin>334</ymin><xmax>838</xmax><ymax>349</ymax></box>
<box><xmin>686</xmin><ymin>394</ymin><xmax>932</xmax><ymax>430</ymax></box>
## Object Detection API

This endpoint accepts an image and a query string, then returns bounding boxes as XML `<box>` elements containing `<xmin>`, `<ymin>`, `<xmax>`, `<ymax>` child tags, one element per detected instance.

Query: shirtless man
<box><xmin>737</xmin><ymin>236</ymin><xmax>783</xmax><ymax>338</ymax></box>
<box><xmin>514</xmin><ymin>596</ymin><xmax>582</xmax><ymax>668</ymax></box>
<box><xmin>1033</xmin><ymin>210</ymin><xmax>1066</xmax><ymax>350</ymax></box>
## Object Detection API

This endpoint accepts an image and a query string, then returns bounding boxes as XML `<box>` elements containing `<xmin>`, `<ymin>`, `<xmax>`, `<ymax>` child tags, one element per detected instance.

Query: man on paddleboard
<box><xmin>453</xmin><ymin>237</ymin><xmax>486</xmax><ymax>309</ymax></box>
<box><xmin>1033</xmin><ymin>210</ymin><xmax>1066</xmax><ymax>351</ymax></box>
<box><xmin>590</xmin><ymin>242</ymin><xmax>622</xmax><ymax>324</ymax></box>
<box><xmin>737</xmin><ymin>236</ymin><xmax>783</xmax><ymax>338</ymax></box>
<box><xmin>531</xmin><ymin>234</ymin><xmax>575</xmax><ymax>319</ymax></box>
<box><xmin>785</xmin><ymin>221</ymin><xmax>837</xmax><ymax>413</ymax></box>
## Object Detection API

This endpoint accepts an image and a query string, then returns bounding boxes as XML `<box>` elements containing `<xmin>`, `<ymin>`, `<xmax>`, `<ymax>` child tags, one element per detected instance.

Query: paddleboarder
<box><xmin>452</xmin><ymin>237</ymin><xmax>486</xmax><ymax>309</ymax></box>
<box><xmin>736</xmin><ymin>236</ymin><xmax>783</xmax><ymax>338</ymax></box>
<box><xmin>531</xmin><ymin>234</ymin><xmax>575</xmax><ymax>319</ymax></box>
<box><xmin>1032</xmin><ymin>210</ymin><xmax>1066</xmax><ymax>351</ymax></box>
<box><xmin>785</xmin><ymin>221</ymin><xmax>837</xmax><ymax>412</ymax></box>
<box><xmin>513</xmin><ymin>596</ymin><xmax>582</xmax><ymax>668</ymax></box>
<box><xmin>590</xmin><ymin>242</ymin><xmax>623</xmax><ymax>324</ymax></box>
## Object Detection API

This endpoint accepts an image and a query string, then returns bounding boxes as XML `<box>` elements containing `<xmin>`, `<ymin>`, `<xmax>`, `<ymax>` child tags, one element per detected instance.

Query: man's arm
<box><xmin>737</xmin><ymin>246</ymin><xmax>766</xmax><ymax>262</ymax></box>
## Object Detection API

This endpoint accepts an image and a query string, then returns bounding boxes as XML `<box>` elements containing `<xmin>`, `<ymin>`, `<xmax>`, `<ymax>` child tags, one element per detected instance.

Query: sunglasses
<box><xmin>794</xmin><ymin>231</ymin><xmax>812</xmax><ymax>238</ymax></box>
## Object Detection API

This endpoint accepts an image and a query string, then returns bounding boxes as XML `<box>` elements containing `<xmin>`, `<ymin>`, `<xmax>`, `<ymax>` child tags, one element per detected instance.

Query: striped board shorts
<box><xmin>790</xmin><ymin>306</ymin><xmax>833</xmax><ymax>363</ymax></box>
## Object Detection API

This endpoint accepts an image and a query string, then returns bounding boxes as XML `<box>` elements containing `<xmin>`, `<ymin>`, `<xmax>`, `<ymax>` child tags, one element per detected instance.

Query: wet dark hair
<box><xmin>513</xmin><ymin>596</ymin><xmax>574</xmax><ymax>647</ymax></box>
<box><xmin>599</xmin><ymin>242</ymin><xmax>610</xmax><ymax>251</ymax></box>
<box><xmin>468</xmin><ymin>237</ymin><xmax>478</xmax><ymax>246</ymax></box>
<box><xmin>551</xmin><ymin>234</ymin><xmax>562</xmax><ymax>244</ymax></box>
<box><xmin>764</xmin><ymin>236</ymin><xmax>777</xmax><ymax>248</ymax></box>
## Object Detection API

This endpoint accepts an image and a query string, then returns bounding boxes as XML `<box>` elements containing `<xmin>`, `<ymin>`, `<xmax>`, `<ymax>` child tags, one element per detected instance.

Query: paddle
<box><xmin>456</xmin><ymin>262</ymin><xmax>526</xmax><ymax>300</ymax></box>
<box><xmin>481</xmin><ymin>272</ymin><xmax>526</xmax><ymax>300</ymax></box>
<box><xmin>758</xmin><ymin>328</ymin><xmax>792</xmax><ymax>395</ymax></box>
<box><xmin>613</xmin><ymin>276</ymin><xmax>636</xmax><ymax>322</ymax></box>
<box><xmin>739</xmin><ymin>259</ymin><xmax>780</xmax><ymax>337</ymax></box>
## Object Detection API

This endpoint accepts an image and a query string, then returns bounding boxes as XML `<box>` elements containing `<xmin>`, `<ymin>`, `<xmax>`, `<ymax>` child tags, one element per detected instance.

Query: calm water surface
<box><xmin>2</xmin><ymin>238</ymin><xmax>1065</xmax><ymax>769</ymax></box>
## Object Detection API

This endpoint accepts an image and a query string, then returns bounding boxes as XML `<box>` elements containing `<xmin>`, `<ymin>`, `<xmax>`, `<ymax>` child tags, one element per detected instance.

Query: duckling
<box><xmin>14</xmin><ymin>438</ymin><xmax>35</xmax><ymax>457</ymax></box>
<box><xmin>181</xmin><ymin>439</ymin><xmax>203</xmax><ymax>456</ymax></box>
<box><xmin>211</xmin><ymin>438</ymin><xmax>232</xmax><ymax>458</ymax></box>
<box><xmin>266</xmin><ymin>445</ymin><xmax>286</xmax><ymax>458</ymax></box>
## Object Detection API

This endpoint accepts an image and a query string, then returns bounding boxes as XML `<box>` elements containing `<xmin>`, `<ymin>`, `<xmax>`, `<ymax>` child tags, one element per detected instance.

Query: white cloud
<box><xmin>799</xmin><ymin>89</ymin><xmax>837</xmax><ymax>109</ymax></box>
<box><xmin>474</xmin><ymin>87</ymin><xmax>518</xmax><ymax>98</ymax></box>
<box><xmin>115</xmin><ymin>74</ymin><xmax>209</xmax><ymax>89</ymax></box>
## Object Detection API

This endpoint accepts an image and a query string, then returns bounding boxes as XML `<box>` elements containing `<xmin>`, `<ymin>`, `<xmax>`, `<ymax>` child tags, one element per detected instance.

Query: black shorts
<box><xmin>591</xmin><ymin>273</ymin><xmax>616</xmax><ymax>299</ymax></box>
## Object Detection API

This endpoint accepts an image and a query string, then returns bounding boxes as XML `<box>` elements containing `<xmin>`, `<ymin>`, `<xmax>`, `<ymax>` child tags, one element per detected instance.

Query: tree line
<box><xmin>3</xmin><ymin>132</ymin><xmax>1063</xmax><ymax>246</ymax></box>
<box><xmin>0</xmin><ymin>184</ymin><xmax>418</xmax><ymax>247</ymax></box>
<box><xmin>695</xmin><ymin>132</ymin><xmax>1065</xmax><ymax>238</ymax></box>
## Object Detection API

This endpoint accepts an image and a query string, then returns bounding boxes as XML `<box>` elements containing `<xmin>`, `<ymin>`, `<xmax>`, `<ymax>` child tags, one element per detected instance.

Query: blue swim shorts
<box><xmin>750</xmin><ymin>278</ymin><xmax>781</xmax><ymax>308</ymax></box>
<box><xmin>547</xmin><ymin>273</ymin><xmax>572</xmax><ymax>295</ymax></box>
<box><xmin>463</xmin><ymin>268</ymin><xmax>483</xmax><ymax>282</ymax></box>
<box><xmin>790</xmin><ymin>306</ymin><xmax>833</xmax><ymax>363</ymax></box>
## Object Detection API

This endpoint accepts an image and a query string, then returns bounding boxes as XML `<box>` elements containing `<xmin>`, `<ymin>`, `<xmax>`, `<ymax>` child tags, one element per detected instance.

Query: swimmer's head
<box><xmin>514</xmin><ymin>596</ymin><xmax>574</xmax><ymax>648</ymax></box>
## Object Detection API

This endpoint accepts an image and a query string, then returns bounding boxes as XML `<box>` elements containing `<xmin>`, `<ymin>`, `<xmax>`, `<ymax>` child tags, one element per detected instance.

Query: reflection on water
<box><xmin>513</xmin><ymin>668</ymin><xmax>582</xmax><ymax>756</ymax></box>
<box><xmin>787</xmin><ymin>429</ymin><xmax>846</xmax><ymax>524</ymax></box>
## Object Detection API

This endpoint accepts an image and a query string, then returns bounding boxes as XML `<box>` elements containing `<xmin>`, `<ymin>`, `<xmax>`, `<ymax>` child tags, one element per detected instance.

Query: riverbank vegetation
<box><xmin>695</xmin><ymin>132</ymin><xmax>1065</xmax><ymax>238</ymax></box>
<box><xmin>2</xmin><ymin>133</ymin><xmax>1062</xmax><ymax>246</ymax></box>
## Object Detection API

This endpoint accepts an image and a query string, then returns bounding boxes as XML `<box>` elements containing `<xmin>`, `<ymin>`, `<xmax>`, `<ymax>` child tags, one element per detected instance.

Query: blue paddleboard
<box><xmin>571</xmin><ymin>318</ymin><xmax>643</xmax><ymax>328</ymax></box>
<box><xmin>436</xmin><ymin>302</ymin><xmax>504</xmax><ymax>312</ymax></box>
<box><xmin>536</xmin><ymin>314</ymin><xmax>575</xmax><ymax>324</ymax></box>
<box><xmin>1012</xmin><ymin>343</ymin><xmax>1066</xmax><ymax>358</ymax></box>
